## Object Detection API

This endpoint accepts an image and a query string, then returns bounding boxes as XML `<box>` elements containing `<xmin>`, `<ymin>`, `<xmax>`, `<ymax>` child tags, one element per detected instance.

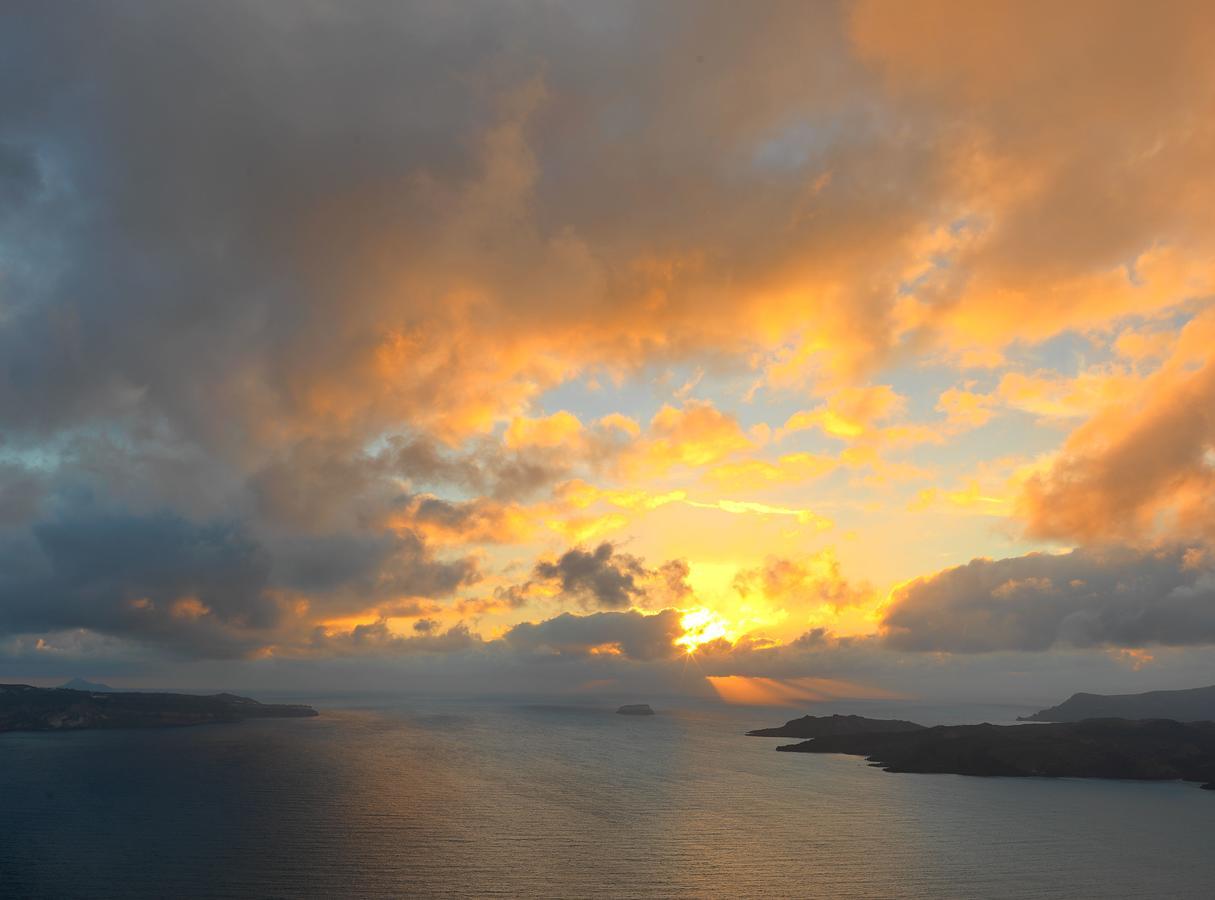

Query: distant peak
<box><xmin>59</xmin><ymin>677</ymin><xmax>116</xmax><ymax>693</ymax></box>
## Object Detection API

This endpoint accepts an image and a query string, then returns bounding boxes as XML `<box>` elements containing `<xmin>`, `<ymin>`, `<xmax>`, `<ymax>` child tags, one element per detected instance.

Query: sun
<box><xmin>675</xmin><ymin>607</ymin><xmax>732</xmax><ymax>654</ymax></box>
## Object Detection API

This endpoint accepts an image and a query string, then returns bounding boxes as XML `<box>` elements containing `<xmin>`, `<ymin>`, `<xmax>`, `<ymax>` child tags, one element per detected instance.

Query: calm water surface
<box><xmin>1</xmin><ymin>697</ymin><xmax>1212</xmax><ymax>898</ymax></box>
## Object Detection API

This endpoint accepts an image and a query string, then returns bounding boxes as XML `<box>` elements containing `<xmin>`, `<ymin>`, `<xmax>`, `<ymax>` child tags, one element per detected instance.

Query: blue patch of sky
<box><xmin>532</xmin><ymin>368</ymin><xmax>662</xmax><ymax>425</ymax></box>
<box><xmin>750</xmin><ymin>119</ymin><xmax>842</xmax><ymax>173</ymax></box>
<box><xmin>1018</xmin><ymin>331</ymin><xmax>1109</xmax><ymax>374</ymax></box>
<box><xmin>0</xmin><ymin>442</ymin><xmax>61</xmax><ymax>471</ymax></box>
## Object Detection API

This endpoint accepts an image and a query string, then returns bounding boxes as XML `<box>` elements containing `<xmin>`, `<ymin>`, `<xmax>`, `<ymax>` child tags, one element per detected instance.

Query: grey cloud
<box><xmin>882</xmin><ymin>545</ymin><xmax>1215</xmax><ymax>652</ymax></box>
<box><xmin>0</xmin><ymin>503</ymin><xmax>479</xmax><ymax>658</ymax></box>
<box><xmin>268</xmin><ymin>528</ymin><xmax>479</xmax><ymax>620</ymax></box>
<box><xmin>387</xmin><ymin>436</ymin><xmax>483</xmax><ymax>491</ymax></box>
<box><xmin>309</xmin><ymin>620</ymin><xmax>479</xmax><ymax>656</ymax></box>
<box><xmin>0</xmin><ymin>510</ymin><xmax>277</xmax><ymax>658</ymax></box>
<box><xmin>658</xmin><ymin>559</ymin><xmax>693</xmax><ymax>602</ymax></box>
<box><xmin>0</xmin><ymin>0</ymin><xmax>904</xmax><ymax>452</ymax></box>
<box><xmin>534</xmin><ymin>542</ymin><xmax>649</xmax><ymax>609</ymax></box>
<box><xmin>0</xmin><ymin>462</ymin><xmax>47</xmax><ymax>525</ymax></box>
<box><xmin>0</xmin><ymin>142</ymin><xmax>41</xmax><ymax>211</ymax></box>
<box><xmin>250</xmin><ymin>440</ymin><xmax>383</xmax><ymax>531</ymax></box>
<box><xmin>401</xmin><ymin>494</ymin><xmax>523</xmax><ymax>543</ymax></box>
<box><xmin>503</xmin><ymin>608</ymin><xmax>683</xmax><ymax>660</ymax></box>
<box><xmin>386</xmin><ymin>435</ymin><xmax>576</xmax><ymax>502</ymax></box>
<box><xmin>370</xmin><ymin>531</ymin><xmax>480</xmax><ymax>599</ymax></box>
<box><xmin>270</xmin><ymin>532</ymin><xmax>401</xmax><ymax>594</ymax></box>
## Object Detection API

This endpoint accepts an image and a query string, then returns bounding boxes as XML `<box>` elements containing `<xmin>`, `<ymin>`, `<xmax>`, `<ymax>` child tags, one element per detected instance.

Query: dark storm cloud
<box><xmin>0</xmin><ymin>0</ymin><xmax>875</xmax><ymax>450</ymax></box>
<box><xmin>0</xmin><ymin>505</ymin><xmax>480</xmax><ymax>658</ymax></box>
<box><xmin>0</xmin><ymin>1</ymin><xmax>496</xmax><ymax>441</ymax></box>
<box><xmin>0</xmin><ymin>462</ymin><xmax>47</xmax><ymax>525</ymax></box>
<box><xmin>385</xmin><ymin>435</ymin><xmax>579</xmax><ymax>503</ymax></box>
<box><xmin>0</xmin><ymin>511</ymin><xmax>276</xmax><ymax>657</ymax></box>
<box><xmin>0</xmin><ymin>141</ymin><xmax>41</xmax><ymax>210</ymax></box>
<box><xmin>270</xmin><ymin>530</ymin><xmax>477</xmax><ymax>599</ymax></box>
<box><xmin>882</xmin><ymin>546</ymin><xmax>1215</xmax><ymax>652</ymax></box>
<box><xmin>503</xmin><ymin>608</ymin><xmax>683</xmax><ymax>660</ymax></box>
<box><xmin>534</xmin><ymin>542</ymin><xmax>649</xmax><ymax>609</ymax></box>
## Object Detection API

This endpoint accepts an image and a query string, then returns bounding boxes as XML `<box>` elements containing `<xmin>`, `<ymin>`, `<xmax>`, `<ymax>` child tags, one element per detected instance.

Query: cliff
<box><xmin>776</xmin><ymin>718</ymin><xmax>1215</xmax><ymax>789</ymax></box>
<box><xmin>747</xmin><ymin>713</ymin><xmax>924</xmax><ymax>738</ymax></box>
<box><xmin>0</xmin><ymin>683</ymin><xmax>317</xmax><ymax>733</ymax></box>
<box><xmin>1020</xmin><ymin>684</ymin><xmax>1215</xmax><ymax>722</ymax></box>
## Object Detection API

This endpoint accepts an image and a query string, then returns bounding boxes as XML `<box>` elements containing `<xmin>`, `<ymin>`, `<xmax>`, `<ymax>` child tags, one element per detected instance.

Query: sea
<box><xmin>2</xmin><ymin>695</ymin><xmax>1213</xmax><ymax>899</ymax></box>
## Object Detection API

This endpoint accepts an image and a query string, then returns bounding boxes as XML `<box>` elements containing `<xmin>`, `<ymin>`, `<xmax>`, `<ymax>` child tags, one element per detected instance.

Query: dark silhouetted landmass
<box><xmin>1021</xmin><ymin>684</ymin><xmax>1215</xmax><ymax>722</ymax></box>
<box><xmin>747</xmin><ymin>713</ymin><xmax>925</xmax><ymax>738</ymax></box>
<box><xmin>59</xmin><ymin>677</ymin><xmax>117</xmax><ymax>693</ymax></box>
<box><xmin>0</xmin><ymin>684</ymin><xmax>317</xmax><ymax>733</ymax></box>
<box><xmin>776</xmin><ymin>718</ymin><xmax>1215</xmax><ymax>790</ymax></box>
<box><xmin>616</xmin><ymin>704</ymin><xmax>654</xmax><ymax>715</ymax></box>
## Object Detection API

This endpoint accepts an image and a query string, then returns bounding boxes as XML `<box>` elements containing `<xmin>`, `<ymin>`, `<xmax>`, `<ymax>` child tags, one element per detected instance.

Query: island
<box><xmin>1020</xmin><ymin>684</ymin><xmax>1215</xmax><ymax>723</ymax></box>
<box><xmin>616</xmin><ymin>704</ymin><xmax>655</xmax><ymax>715</ymax></box>
<box><xmin>0</xmin><ymin>683</ymin><xmax>318</xmax><ymax>733</ymax></box>
<box><xmin>774</xmin><ymin>718</ymin><xmax>1215</xmax><ymax>790</ymax></box>
<box><xmin>747</xmin><ymin>713</ymin><xmax>924</xmax><ymax>738</ymax></box>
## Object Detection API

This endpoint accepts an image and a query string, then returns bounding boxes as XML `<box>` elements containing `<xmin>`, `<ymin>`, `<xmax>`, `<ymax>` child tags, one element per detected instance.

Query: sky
<box><xmin>2</xmin><ymin>0</ymin><xmax>1215</xmax><ymax>704</ymax></box>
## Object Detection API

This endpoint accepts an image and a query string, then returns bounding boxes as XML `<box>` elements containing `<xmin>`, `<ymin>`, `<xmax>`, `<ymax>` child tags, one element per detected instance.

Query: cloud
<box><xmin>308</xmin><ymin>620</ymin><xmax>479</xmax><ymax>656</ymax></box>
<box><xmin>503</xmin><ymin>608</ymin><xmax>683</xmax><ymax>660</ymax></box>
<box><xmin>533</xmin><ymin>542</ymin><xmax>651</xmax><ymax>609</ymax></box>
<box><xmin>0</xmin><ymin>510</ymin><xmax>278</xmax><ymax>658</ymax></box>
<box><xmin>936</xmin><ymin>384</ymin><xmax>996</xmax><ymax>430</ymax></box>
<box><xmin>1017</xmin><ymin>320</ymin><xmax>1215</xmax><ymax>543</ymax></box>
<box><xmin>705</xmin><ymin>453</ymin><xmax>837</xmax><ymax>489</ymax></box>
<box><xmin>0</xmin><ymin>500</ymin><xmax>482</xmax><ymax>659</ymax></box>
<box><xmin>503</xmin><ymin>411</ymin><xmax>585</xmax><ymax>450</ymax></box>
<box><xmin>0</xmin><ymin>463</ymin><xmax>46</xmax><ymax>525</ymax></box>
<box><xmin>622</xmin><ymin>401</ymin><xmax>754</xmax><ymax>476</ymax></box>
<box><xmin>5</xmin><ymin>1</ymin><xmax>1215</xmax><ymax>683</ymax></box>
<box><xmin>851</xmin><ymin>0</ymin><xmax>1215</xmax><ymax>351</ymax></box>
<box><xmin>733</xmin><ymin>551</ymin><xmax>872</xmax><ymax>614</ymax></box>
<box><xmin>4</xmin><ymin>1</ymin><xmax>1215</xmax><ymax>466</ymax></box>
<box><xmin>271</xmin><ymin>529</ymin><xmax>479</xmax><ymax>608</ymax></box>
<box><xmin>995</xmin><ymin>367</ymin><xmax>1139</xmax><ymax>421</ymax></box>
<box><xmin>779</xmin><ymin>385</ymin><xmax>906</xmax><ymax>440</ymax></box>
<box><xmin>882</xmin><ymin>545</ymin><xmax>1215</xmax><ymax>652</ymax></box>
<box><xmin>395</xmin><ymin>494</ymin><xmax>534</xmax><ymax>545</ymax></box>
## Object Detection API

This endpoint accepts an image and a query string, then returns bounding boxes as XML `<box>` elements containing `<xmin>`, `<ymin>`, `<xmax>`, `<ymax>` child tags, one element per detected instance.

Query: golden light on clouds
<box><xmin>6</xmin><ymin>1</ymin><xmax>1215</xmax><ymax>687</ymax></box>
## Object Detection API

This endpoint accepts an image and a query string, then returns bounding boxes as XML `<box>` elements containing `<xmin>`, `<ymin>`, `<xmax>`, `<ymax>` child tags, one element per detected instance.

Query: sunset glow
<box><xmin>11</xmin><ymin>5</ymin><xmax>1215</xmax><ymax>897</ymax></box>
<box><xmin>675</xmin><ymin>609</ymin><xmax>733</xmax><ymax>654</ymax></box>
<box><xmin>3</xmin><ymin>0</ymin><xmax>1215</xmax><ymax>707</ymax></box>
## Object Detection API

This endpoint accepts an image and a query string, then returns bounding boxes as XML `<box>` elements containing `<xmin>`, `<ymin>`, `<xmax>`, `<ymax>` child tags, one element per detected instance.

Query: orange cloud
<box><xmin>622</xmin><ymin>401</ymin><xmax>754</xmax><ymax>476</ymax></box>
<box><xmin>779</xmin><ymin>385</ymin><xmax>906</xmax><ymax>440</ymax></box>
<box><xmin>937</xmin><ymin>385</ymin><xmax>996</xmax><ymax>430</ymax></box>
<box><xmin>392</xmin><ymin>495</ymin><xmax>536</xmax><ymax>546</ymax></box>
<box><xmin>706</xmin><ymin>452</ymin><xmax>837</xmax><ymax>489</ymax></box>
<box><xmin>996</xmin><ymin>367</ymin><xmax>1139</xmax><ymax>421</ymax></box>
<box><xmin>684</xmin><ymin>499</ymin><xmax>831</xmax><ymax>530</ymax></box>
<box><xmin>1014</xmin><ymin>309</ymin><xmax>1215</xmax><ymax>543</ymax></box>
<box><xmin>503</xmin><ymin>411</ymin><xmax>585</xmax><ymax>450</ymax></box>
<box><xmin>1018</xmin><ymin>357</ymin><xmax>1215</xmax><ymax>543</ymax></box>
